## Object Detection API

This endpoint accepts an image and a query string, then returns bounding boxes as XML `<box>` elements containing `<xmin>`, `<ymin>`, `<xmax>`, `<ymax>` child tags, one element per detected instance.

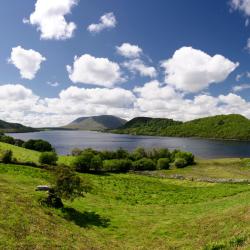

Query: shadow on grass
<box><xmin>61</xmin><ymin>207</ymin><xmax>110</xmax><ymax>228</ymax></box>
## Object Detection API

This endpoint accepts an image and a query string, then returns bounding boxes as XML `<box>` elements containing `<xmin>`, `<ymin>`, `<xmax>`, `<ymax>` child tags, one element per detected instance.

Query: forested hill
<box><xmin>0</xmin><ymin>120</ymin><xmax>38</xmax><ymax>133</ymax></box>
<box><xmin>112</xmin><ymin>114</ymin><xmax>250</xmax><ymax>140</ymax></box>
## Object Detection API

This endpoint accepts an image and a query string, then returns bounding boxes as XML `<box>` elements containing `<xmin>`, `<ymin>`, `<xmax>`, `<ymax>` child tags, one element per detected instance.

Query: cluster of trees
<box><xmin>71</xmin><ymin>147</ymin><xmax>195</xmax><ymax>173</ymax></box>
<box><xmin>0</xmin><ymin>134</ymin><xmax>53</xmax><ymax>152</ymax></box>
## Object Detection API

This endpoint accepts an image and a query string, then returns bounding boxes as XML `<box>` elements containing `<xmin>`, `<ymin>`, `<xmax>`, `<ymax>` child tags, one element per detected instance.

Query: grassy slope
<box><xmin>0</xmin><ymin>163</ymin><xmax>250</xmax><ymax>249</ymax></box>
<box><xmin>115</xmin><ymin>114</ymin><xmax>250</xmax><ymax>140</ymax></box>
<box><xmin>0</xmin><ymin>142</ymin><xmax>74</xmax><ymax>166</ymax></box>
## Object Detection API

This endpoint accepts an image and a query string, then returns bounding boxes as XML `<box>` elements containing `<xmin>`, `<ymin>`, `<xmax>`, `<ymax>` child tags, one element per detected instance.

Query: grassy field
<box><xmin>0</xmin><ymin>163</ymin><xmax>250</xmax><ymax>249</ymax></box>
<box><xmin>0</xmin><ymin>142</ymin><xmax>74</xmax><ymax>166</ymax></box>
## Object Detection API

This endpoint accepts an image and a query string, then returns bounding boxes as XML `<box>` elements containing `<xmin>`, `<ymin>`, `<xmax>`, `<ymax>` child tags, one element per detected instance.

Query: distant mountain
<box><xmin>0</xmin><ymin>120</ymin><xmax>38</xmax><ymax>133</ymax></box>
<box><xmin>113</xmin><ymin>114</ymin><xmax>250</xmax><ymax>140</ymax></box>
<box><xmin>63</xmin><ymin>115</ymin><xmax>127</xmax><ymax>131</ymax></box>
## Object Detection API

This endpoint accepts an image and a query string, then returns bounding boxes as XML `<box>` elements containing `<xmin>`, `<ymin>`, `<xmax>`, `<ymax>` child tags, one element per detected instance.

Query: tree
<box><xmin>1</xmin><ymin>150</ymin><xmax>13</xmax><ymax>164</ymax></box>
<box><xmin>90</xmin><ymin>155</ymin><xmax>103</xmax><ymax>171</ymax></box>
<box><xmin>23</xmin><ymin>139</ymin><xmax>53</xmax><ymax>152</ymax></box>
<box><xmin>0</xmin><ymin>135</ymin><xmax>15</xmax><ymax>145</ymax></box>
<box><xmin>43</xmin><ymin>165</ymin><xmax>91</xmax><ymax>208</ymax></box>
<box><xmin>39</xmin><ymin>152</ymin><xmax>58</xmax><ymax>165</ymax></box>
<box><xmin>72</xmin><ymin>151</ymin><xmax>94</xmax><ymax>172</ymax></box>
<box><xmin>103</xmin><ymin>159</ymin><xmax>132</xmax><ymax>172</ymax></box>
<box><xmin>130</xmin><ymin>147</ymin><xmax>147</xmax><ymax>160</ymax></box>
<box><xmin>132</xmin><ymin>158</ymin><xmax>156</xmax><ymax>171</ymax></box>
<box><xmin>157</xmin><ymin>158</ymin><xmax>170</xmax><ymax>170</ymax></box>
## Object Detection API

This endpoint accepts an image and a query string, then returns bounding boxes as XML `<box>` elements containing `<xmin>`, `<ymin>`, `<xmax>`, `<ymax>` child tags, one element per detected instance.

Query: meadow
<box><xmin>1</xmin><ymin>141</ymin><xmax>250</xmax><ymax>249</ymax></box>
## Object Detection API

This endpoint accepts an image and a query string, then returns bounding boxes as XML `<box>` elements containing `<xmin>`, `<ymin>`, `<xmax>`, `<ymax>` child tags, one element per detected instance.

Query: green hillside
<box><xmin>0</xmin><ymin>119</ymin><xmax>37</xmax><ymax>133</ymax></box>
<box><xmin>0</xmin><ymin>142</ymin><xmax>74</xmax><ymax>166</ymax></box>
<box><xmin>63</xmin><ymin>115</ymin><xmax>126</xmax><ymax>131</ymax></box>
<box><xmin>114</xmin><ymin>114</ymin><xmax>250</xmax><ymax>140</ymax></box>
<box><xmin>1</xmin><ymin>163</ymin><xmax>250</xmax><ymax>249</ymax></box>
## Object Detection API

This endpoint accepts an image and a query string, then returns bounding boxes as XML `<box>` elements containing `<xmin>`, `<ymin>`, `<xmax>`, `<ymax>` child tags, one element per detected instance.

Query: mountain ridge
<box><xmin>0</xmin><ymin>119</ymin><xmax>38</xmax><ymax>133</ymax></box>
<box><xmin>63</xmin><ymin>115</ymin><xmax>127</xmax><ymax>131</ymax></box>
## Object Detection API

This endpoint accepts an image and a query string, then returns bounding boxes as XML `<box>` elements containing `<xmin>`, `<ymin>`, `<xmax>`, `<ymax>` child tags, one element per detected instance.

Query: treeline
<box><xmin>0</xmin><ymin>133</ymin><xmax>53</xmax><ymax>152</ymax></box>
<box><xmin>70</xmin><ymin>147</ymin><xmax>195</xmax><ymax>173</ymax></box>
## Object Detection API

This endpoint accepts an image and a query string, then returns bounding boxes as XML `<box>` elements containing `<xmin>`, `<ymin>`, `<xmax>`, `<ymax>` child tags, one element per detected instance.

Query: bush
<box><xmin>14</xmin><ymin>139</ymin><xmax>25</xmax><ymax>147</ymax></box>
<box><xmin>0</xmin><ymin>135</ymin><xmax>15</xmax><ymax>145</ymax></box>
<box><xmin>23</xmin><ymin>139</ymin><xmax>53</xmax><ymax>152</ymax></box>
<box><xmin>175</xmin><ymin>151</ymin><xmax>194</xmax><ymax>165</ymax></box>
<box><xmin>115</xmin><ymin>148</ymin><xmax>129</xmax><ymax>159</ymax></box>
<box><xmin>1</xmin><ymin>150</ymin><xmax>13</xmax><ymax>163</ymax></box>
<box><xmin>90</xmin><ymin>155</ymin><xmax>103</xmax><ymax>171</ymax></box>
<box><xmin>157</xmin><ymin>158</ymin><xmax>170</xmax><ymax>170</ymax></box>
<box><xmin>100</xmin><ymin>150</ymin><xmax>117</xmax><ymax>160</ymax></box>
<box><xmin>73</xmin><ymin>151</ymin><xmax>94</xmax><ymax>172</ymax></box>
<box><xmin>71</xmin><ymin>148</ymin><xmax>82</xmax><ymax>156</ymax></box>
<box><xmin>130</xmin><ymin>147</ymin><xmax>147</xmax><ymax>160</ymax></box>
<box><xmin>132</xmin><ymin>158</ymin><xmax>156</xmax><ymax>171</ymax></box>
<box><xmin>174</xmin><ymin>158</ymin><xmax>188</xmax><ymax>168</ymax></box>
<box><xmin>148</xmin><ymin>148</ymin><xmax>171</xmax><ymax>160</ymax></box>
<box><xmin>103</xmin><ymin>159</ymin><xmax>132</xmax><ymax>172</ymax></box>
<box><xmin>39</xmin><ymin>152</ymin><xmax>58</xmax><ymax>165</ymax></box>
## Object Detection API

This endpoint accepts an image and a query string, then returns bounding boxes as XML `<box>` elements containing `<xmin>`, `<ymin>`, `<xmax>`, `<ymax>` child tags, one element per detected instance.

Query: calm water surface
<box><xmin>7</xmin><ymin>130</ymin><xmax>250</xmax><ymax>159</ymax></box>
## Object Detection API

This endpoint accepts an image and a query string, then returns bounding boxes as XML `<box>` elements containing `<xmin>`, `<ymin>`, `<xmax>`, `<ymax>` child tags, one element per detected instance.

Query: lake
<box><xmin>7</xmin><ymin>130</ymin><xmax>250</xmax><ymax>159</ymax></box>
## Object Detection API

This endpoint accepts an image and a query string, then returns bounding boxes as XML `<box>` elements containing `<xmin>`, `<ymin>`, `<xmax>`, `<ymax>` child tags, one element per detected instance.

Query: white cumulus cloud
<box><xmin>25</xmin><ymin>0</ymin><xmax>78</xmax><ymax>40</ymax></box>
<box><xmin>67</xmin><ymin>54</ymin><xmax>124</xmax><ymax>87</ymax></box>
<box><xmin>123</xmin><ymin>59</ymin><xmax>157</xmax><ymax>78</ymax></box>
<box><xmin>230</xmin><ymin>0</ymin><xmax>250</xmax><ymax>16</ymax></box>
<box><xmin>116</xmin><ymin>43</ymin><xmax>142</xmax><ymax>58</ymax></box>
<box><xmin>87</xmin><ymin>12</ymin><xmax>117</xmax><ymax>33</ymax></box>
<box><xmin>8</xmin><ymin>46</ymin><xmax>46</xmax><ymax>80</ymax></box>
<box><xmin>232</xmin><ymin>83</ymin><xmax>250</xmax><ymax>92</ymax></box>
<box><xmin>161</xmin><ymin>46</ymin><xmax>239</xmax><ymax>93</ymax></box>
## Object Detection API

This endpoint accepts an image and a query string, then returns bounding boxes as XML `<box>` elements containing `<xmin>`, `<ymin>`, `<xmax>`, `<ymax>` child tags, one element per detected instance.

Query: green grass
<box><xmin>0</xmin><ymin>163</ymin><xmax>250</xmax><ymax>249</ymax></box>
<box><xmin>155</xmin><ymin>158</ymin><xmax>250</xmax><ymax>180</ymax></box>
<box><xmin>0</xmin><ymin>142</ymin><xmax>74</xmax><ymax>166</ymax></box>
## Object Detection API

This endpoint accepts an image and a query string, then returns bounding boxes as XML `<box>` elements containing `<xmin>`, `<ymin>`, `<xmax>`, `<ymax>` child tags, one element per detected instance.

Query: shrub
<box><xmin>100</xmin><ymin>150</ymin><xmax>117</xmax><ymax>160</ymax></box>
<box><xmin>71</xmin><ymin>148</ymin><xmax>82</xmax><ymax>156</ymax></box>
<box><xmin>148</xmin><ymin>148</ymin><xmax>171</xmax><ymax>160</ymax></box>
<box><xmin>175</xmin><ymin>151</ymin><xmax>194</xmax><ymax>165</ymax></box>
<box><xmin>115</xmin><ymin>148</ymin><xmax>129</xmax><ymax>159</ymax></box>
<box><xmin>132</xmin><ymin>158</ymin><xmax>156</xmax><ymax>171</ymax></box>
<box><xmin>23</xmin><ymin>139</ymin><xmax>53</xmax><ymax>152</ymax></box>
<box><xmin>1</xmin><ymin>150</ymin><xmax>13</xmax><ymax>163</ymax></box>
<box><xmin>174</xmin><ymin>158</ymin><xmax>188</xmax><ymax>168</ymax></box>
<box><xmin>157</xmin><ymin>158</ymin><xmax>170</xmax><ymax>170</ymax></box>
<box><xmin>0</xmin><ymin>135</ymin><xmax>15</xmax><ymax>145</ymax></box>
<box><xmin>14</xmin><ymin>139</ymin><xmax>25</xmax><ymax>147</ymax></box>
<box><xmin>73</xmin><ymin>151</ymin><xmax>94</xmax><ymax>172</ymax></box>
<box><xmin>170</xmin><ymin>149</ymin><xmax>181</xmax><ymax>162</ymax></box>
<box><xmin>90</xmin><ymin>155</ymin><xmax>103</xmax><ymax>171</ymax></box>
<box><xmin>103</xmin><ymin>159</ymin><xmax>132</xmax><ymax>172</ymax></box>
<box><xmin>130</xmin><ymin>147</ymin><xmax>147</xmax><ymax>160</ymax></box>
<box><xmin>39</xmin><ymin>152</ymin><xmax>58</xmax><ymax>165</ymax></box>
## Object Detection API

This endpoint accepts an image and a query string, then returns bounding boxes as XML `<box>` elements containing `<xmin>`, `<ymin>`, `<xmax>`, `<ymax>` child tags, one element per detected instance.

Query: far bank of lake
<box><xmin>7</xmin><ymin>130</ymin><xmax>250</xmax><ymax>159</ymax></box>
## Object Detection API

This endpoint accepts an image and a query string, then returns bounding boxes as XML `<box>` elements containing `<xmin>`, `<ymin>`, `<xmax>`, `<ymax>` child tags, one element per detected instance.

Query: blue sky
<box><xmin>1</xmin><ymin>0</ymin><xmax>250</xmax><ymax>127</ymax></box>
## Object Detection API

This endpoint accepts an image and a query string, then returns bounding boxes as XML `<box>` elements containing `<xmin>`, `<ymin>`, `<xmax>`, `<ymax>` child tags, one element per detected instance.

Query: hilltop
<box><xmin>0</xmin><ymin>119</ymin><xmax>38</xmax><ymax>133</ymax></box>
<box><xmin>113</xmin><ymin>114</ymin><xmax>250</xmax><ymax>140</ymax></box>
<box><xmin>63</xmin><ymin>115</ymin><xmax>126</xmax><ymax>131</ymax></box>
